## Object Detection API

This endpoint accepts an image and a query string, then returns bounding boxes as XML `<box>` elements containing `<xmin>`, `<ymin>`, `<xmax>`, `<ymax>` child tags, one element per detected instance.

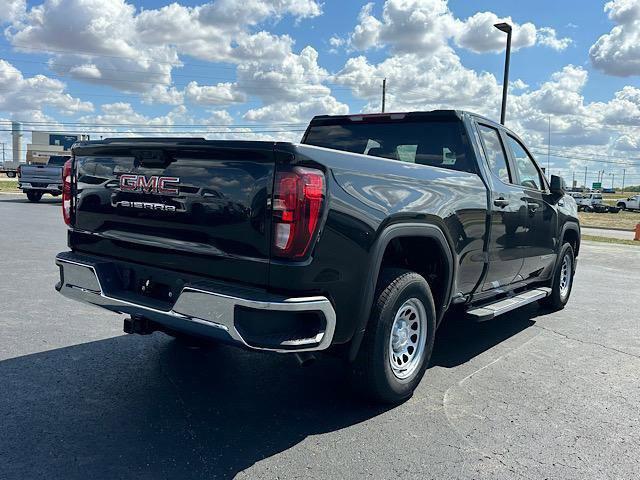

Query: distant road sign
<box><xmin>592</xmin><ymin>182</ymin><xmax>602</xmax><ymax>190</ymax></box>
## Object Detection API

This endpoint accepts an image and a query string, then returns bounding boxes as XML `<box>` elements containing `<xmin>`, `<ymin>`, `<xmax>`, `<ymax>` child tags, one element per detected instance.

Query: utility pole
<box><xmin>1</xmin><ymin>142</ymin><xmax>5</xmax><ymax>164</ymax></box>
<box><xmin>584</xmin><ymin>166</ymin><xmax>587</xmax><ymax>190</ymax></box>
<box><xmin>547</xmin><ymin>115</ymin><xmax>551</xmax><ymax>179</ymax></box>
<box><xmin>611</xmin><ymin>173</ymin><xmax>615</xmax><ymax>190</ymax></box>
<box><xmin>572</xmin><ymin>171</ymin><xmax>575</xmax><ymax>188</ymax></box>
<box><xmin>622</xmin><ymin>169</ymin><xmax>626</xmax><ymax>193</ymax></box>
<box><xmin>381</xmin><ymin>78</ymin><xmax>386</xmax><ymax>113</ymax></box>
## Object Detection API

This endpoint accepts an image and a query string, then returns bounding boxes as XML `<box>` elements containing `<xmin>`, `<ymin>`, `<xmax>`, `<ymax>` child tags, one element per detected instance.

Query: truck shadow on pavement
<box><xmin>432</xmin><ymin>303</ymin><xmax>540</xmax><ymax>368</ymax></box>
<box><xmin>1</xmin><ymin>307</ymin><xmax>541</xmax><ymax>480</ymax></box>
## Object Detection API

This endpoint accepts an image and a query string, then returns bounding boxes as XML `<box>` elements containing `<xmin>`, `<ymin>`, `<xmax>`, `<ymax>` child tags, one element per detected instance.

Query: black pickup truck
<box><xmin>55</xmin><ymin>110</ymin><xmax>580</xmax><ymax>403</ymax></box>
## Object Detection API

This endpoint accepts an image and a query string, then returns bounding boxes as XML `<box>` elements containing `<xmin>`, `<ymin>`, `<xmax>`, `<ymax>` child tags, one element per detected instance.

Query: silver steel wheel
<box><xmin>559</xmin><ymin>254</ymin><xmax>572</xmax><ymax>300</ymax></box>
<box><xmin>388</xmin><ymin>298</ymin><xmax>428</xmax><ymax>380</ymax></box>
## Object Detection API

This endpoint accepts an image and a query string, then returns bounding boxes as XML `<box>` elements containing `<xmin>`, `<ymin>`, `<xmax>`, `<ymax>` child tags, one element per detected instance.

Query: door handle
<box><xmin>494</xmin><ymin>197</ymin><xmax>509</xmax><ymax>208</ymax></box>
<box><xmin>527</xmin><ymin>201</ymin><xmax>539</xmax><ymax>213</ymax></box>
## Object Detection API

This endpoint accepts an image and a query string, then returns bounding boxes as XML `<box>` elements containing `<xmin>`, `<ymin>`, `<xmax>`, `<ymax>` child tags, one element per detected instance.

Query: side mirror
<box><xmin>550</xmin><ymin>175</ymin><xmax>564</xmax><ymax>195</ymax></box>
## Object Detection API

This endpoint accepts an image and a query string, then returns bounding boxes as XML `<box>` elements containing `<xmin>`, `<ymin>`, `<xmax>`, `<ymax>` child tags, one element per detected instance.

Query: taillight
<box><xmin>272</xmin><ymin>166</ymin><xmax>325</xmax><ymax>259</ymax></box>
<box><xmin>16</xmin><ymin>165</ymin><xmax>21</xmax><ymax>178</ymax></box>
<box><xmin>62</xmin><ymin>159</ymin><xmax>72</xmax><ymax>225</ymax></box>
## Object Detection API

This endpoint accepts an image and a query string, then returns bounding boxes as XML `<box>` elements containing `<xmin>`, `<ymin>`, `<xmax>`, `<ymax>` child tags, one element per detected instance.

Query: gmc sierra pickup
<box><xmin>18</xmin><ymin>155</ymin><xmax>70</xmax><ymax>202</ymax></box>
<box><xmin>55</xmin><ymin>110</ymin><xmax>580</xmax><ymax>403</ymax></box>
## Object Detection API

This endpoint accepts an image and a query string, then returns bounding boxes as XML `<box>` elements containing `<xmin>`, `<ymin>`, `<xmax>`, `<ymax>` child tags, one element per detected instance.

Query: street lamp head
<box><xmin>494</xmin><ymin>22</ymin><xmax>512</xmax><ymax>34</ymax></box>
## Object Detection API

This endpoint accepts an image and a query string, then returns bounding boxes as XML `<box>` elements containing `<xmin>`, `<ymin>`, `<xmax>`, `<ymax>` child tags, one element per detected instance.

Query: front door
<box><xmin>504</xmin><ymin>134</ymin><xmax>557</xmax><ymax>280</ymax></box>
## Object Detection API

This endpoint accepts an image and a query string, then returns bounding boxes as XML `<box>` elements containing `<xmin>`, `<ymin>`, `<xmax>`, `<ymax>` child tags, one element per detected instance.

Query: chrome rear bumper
<box><xmin>55</xmin><ymin>251</ymin><xmax>336</xmax><ymax>353</ymax></box>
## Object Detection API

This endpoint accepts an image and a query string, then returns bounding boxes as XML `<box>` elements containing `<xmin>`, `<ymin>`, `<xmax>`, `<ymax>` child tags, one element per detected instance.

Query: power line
<box><xmin>0</xmin><ymin>128</ymin><xmax>307</xmax><ymax>135</ymax></box>
<box><xmin>529</xmin><ymin>149</ymin><xmax>640</xmax><ymax>167</ymax></box>
<box><xmin>0</xmin><ymin>120</ymin><xmax>307</xmax><ymax>128</ymax></box>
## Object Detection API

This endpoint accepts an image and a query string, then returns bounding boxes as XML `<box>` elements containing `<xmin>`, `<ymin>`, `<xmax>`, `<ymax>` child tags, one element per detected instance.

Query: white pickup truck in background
<box><xmin>617</xmin><ymin>195</ymin><xmax>640</xmax><ymax>211</ymax></box>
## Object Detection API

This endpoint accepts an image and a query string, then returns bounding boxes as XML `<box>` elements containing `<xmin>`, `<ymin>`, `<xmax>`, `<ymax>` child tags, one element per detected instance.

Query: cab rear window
<box><xmin>303</xmin><ymin>119</ymin><xmax>476</xmax><ymax>173</ymax></box>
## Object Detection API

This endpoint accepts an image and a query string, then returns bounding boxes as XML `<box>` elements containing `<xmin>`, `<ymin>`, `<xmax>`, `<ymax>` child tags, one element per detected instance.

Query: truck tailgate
<box><xmin>20</xmin><ymin>165</ymin><xmax>63</xmax><ymax>183</ymax></box>
<box><xmin>70</xmin><ymin>140</ymin><xmax>276</xmax><ymax>286</ymax></box>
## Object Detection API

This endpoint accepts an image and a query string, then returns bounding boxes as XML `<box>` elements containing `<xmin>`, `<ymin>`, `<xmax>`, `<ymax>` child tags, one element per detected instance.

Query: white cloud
<box><xmin>0</xmin><ymin>59</ymin><xmax>93</xmax><ymax>116</ymax></box>
<box><xmin>0</xmin><ymin>0</ymin><xmax>25</xmax><ymax>24</ymax></box>
<box><xmin>347</xmin><ymin>0</ymin><xmax>572</xmax><ymax>54</ymax></box>
<box><xmin>589</xmin><ymin>0</ymin><xmax>640</xmax><ymax>76</ymax></box>
<box><xmin>5</xmin><ymin>0</ymin><xmax>322</xmax><ymax>99</ymax></box>
<box><xmin>453</xmin><ymin>11</ymin><xmax>537</xmax><ymax>53</ymax></box>
<box><xmin>537</xmin><ymin>27</ymin><xmax>572</xmax><ymax>51</ymax></box>
<box><xmin>333</xmin><ymin>47</ymin><xmax>501</xmax><ymax>116</ymax></box>
<box><xmin>349</xmin><ymin>0</ymin><xmax>455</xmax><ymax>53</ymax></box>
<box><xmin>236</xmin><ymin>46</ymin><xmax>349</xmax><ymax>121</ymax></box>
<box><xmin>614</xmin><ymin>134</ymin><xmax>639</xmax><ymax>151</ymax></box>
<box><xmin>244</xmin><ymin>96</ymin><xmax>348</xmax><ymax>123</ymax></box>
<box><xmin>598</xmin><ymin>86</ymin><xmax>640</xmax><ymax>126</ymax></box>
<box><xmin>184</xmin><ymin>81</ymin><xmax>247</xmax><ymax>106</ymax></box>
<box><xmin>206</xmin><ymin>109</ymin><xmax>234</xmax><ymax>125</ymax></box>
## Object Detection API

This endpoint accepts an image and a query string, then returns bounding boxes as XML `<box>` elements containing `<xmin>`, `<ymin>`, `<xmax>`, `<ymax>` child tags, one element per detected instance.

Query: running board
<box><xmin>466</xmin><ymin>287</ymin><xmax>551</xmax><ymax>322</ymax></box>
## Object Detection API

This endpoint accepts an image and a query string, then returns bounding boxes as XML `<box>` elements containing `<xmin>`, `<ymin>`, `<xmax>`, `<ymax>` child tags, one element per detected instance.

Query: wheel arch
<box><xmin>560</xmin><ymin>222</ymin><xmax>580</xmax><ymax>258</ymax></box>
<box><xmin>347</xmin><ymin>223</ymin><xmax>455</xmax><ymax>361</ymax></box>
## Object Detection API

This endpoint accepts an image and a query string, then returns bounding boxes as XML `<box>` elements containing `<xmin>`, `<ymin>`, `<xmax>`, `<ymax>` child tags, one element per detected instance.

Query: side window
<box><xmin>477</xmin><ymin>125</ymin><xmax>511</xmax><ymax>183</ymax></box>
<box><xmin>506</xmin><ymin>135</ymin><xmax>544</xmax><ymax>191</ymax></box>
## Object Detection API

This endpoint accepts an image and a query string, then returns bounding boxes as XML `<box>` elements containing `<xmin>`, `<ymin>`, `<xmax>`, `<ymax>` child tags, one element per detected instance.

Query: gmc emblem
<box><xmin>119</xmin><ymin>174</ymin><xmax>180</xmax><ymax>195</ymax></box>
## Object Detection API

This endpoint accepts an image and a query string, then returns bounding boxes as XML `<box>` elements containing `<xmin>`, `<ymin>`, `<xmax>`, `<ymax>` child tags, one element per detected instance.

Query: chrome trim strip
<box><xmin>55</xmin><ymin>253</ymin><xmax>336</xmax><ymax>353</ymax></box>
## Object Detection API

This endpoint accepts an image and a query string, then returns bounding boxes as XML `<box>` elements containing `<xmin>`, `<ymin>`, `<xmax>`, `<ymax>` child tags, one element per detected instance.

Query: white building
<box><xmin>27</xmin><ymin>131</ymin><xmax>90</xmax><ymax>164</ymax></box>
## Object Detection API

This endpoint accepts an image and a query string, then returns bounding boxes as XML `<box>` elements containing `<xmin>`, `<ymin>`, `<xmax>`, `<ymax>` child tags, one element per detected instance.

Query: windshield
<box><xmin>303</xmin><ymin>119</ymin><xmax>476</xmax><ymax>173</ymax></box>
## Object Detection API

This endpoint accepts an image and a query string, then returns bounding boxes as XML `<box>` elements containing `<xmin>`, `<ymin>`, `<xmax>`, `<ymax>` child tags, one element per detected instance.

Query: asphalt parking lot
<box><xmin>1</xmin><ymin>194</ymin><xmax>639</xmax><ymax>480</ymax></box>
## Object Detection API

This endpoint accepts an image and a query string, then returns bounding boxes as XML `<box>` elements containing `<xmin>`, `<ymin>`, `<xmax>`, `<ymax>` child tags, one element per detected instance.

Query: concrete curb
<box><xmin>582</xmin><ymin>225</ymin><xmax>635</xmax><ymax>232</ymax></box>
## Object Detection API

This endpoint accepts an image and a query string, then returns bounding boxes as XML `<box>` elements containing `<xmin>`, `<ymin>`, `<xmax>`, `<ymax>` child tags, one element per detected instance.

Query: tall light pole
<box><xmin>622</xmin><ymin>169</ymin><xmax>626</xmax><ymax>193</ymax></box>
<box><xmin>494</xmin><ymin>22</ymin><xmax>512</xmax><ymax>125</ymax></box>
<box><xmin>381</xmin><ymin>78</ymin><xmax>386</xmax><ymax>113</ymax></box>
<box><xmin>547</xmin><ymin>115</ymin><xmax>551</xmax><ymax>180</ymax></box>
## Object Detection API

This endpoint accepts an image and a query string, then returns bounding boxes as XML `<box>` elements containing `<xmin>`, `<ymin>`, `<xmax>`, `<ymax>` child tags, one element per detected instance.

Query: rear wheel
<box><xmin>617</xmin><ymin>202</ymin><xmax>626</xmax><ymax>210</ymax></box>
<box><xmin>541</xmin><ymin>243</ymin><xmax>575</xmax><ymax>311</ymax></box>
<box><xmin>26</xmin><ymin>191</ymin><xmax>43</xmax><ymax>202</ymax></box>
<box><xmin>352</xmin><ymin>269</ymin><xmax>436</xmax><ymax>404</ymax></box>
<box><xmin>6</xmin><ymin>171</ymin><xmax>15</xmax><ymax>178</ymax></box>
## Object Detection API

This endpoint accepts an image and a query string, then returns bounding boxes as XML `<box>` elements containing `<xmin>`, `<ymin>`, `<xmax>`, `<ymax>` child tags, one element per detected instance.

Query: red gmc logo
<box><xmin>119</xmin><ymin>174</ymin><xmax>180</xmax><ymax>195</ymax></box>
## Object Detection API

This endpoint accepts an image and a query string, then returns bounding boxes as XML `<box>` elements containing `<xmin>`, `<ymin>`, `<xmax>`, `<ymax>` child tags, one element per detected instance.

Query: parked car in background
<box><xmin>617</xmin><ymin>195</ymin><xmax>640</xmax><ymax>211</ymax></box>
<box><xmin>17</xmin><ymin>155</ymin><xmax>70</xmax><ymax>202</ymax></box>
<box><xmin>54</xmin><ymin>110</ymin><xmax>580</xmax><ymax>404</ymax></box>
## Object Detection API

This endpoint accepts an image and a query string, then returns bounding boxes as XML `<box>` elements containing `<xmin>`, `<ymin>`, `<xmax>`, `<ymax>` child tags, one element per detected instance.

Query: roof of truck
<box><xmin>309</xmin><ymin>110</ymin><xmax>499</xmax><ymax>126</ymax></box>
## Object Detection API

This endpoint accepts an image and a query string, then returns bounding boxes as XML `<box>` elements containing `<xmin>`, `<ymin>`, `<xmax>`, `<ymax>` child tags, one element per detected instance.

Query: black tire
<box><xmin>352</xmin><ymin>268</ymin><xmax>436</xmax><ymax>404</ymax></box>
<box><xmin>617</xmin><ymin>202</ymin><xmax>626</xmax><ymax>210</ymax></box>
<box><xmin>584</xmin><ymin>206</ymin><xmax>593</xmax><ymax>212</ymax></box>
<box><xmin>6</xmin><ymin>171</ymin><xmax>15</xmax><ymax>178</ymax></box>
<box><xmin>26</xmin><ymin>191</ymin><xmax>43</xmax><ymax>202</ymax></box>
<box><xmin>541</xmin><ymin>243</ymin><xmax>575</xmax><ymax>311</ymax></box>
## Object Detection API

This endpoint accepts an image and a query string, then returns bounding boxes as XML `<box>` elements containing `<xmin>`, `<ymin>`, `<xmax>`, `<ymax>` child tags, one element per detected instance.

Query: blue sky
<box><xmin>0</xmin><ymin>0</ymin><xmax>639</xmax><ymax>185</ymax></box>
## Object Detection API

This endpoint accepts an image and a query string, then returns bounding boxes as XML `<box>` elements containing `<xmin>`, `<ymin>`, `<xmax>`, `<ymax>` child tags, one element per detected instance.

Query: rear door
<box><xmin>71</xmin><ymin>141</ymin><xmax>275</xmax><ymax>287</ymax></box>
<box><xmin>504</xmin><ymin>134</ymin><xmax>557</xmax><ymax>279</ymax></box>
<box><xmin>475</xmin><ymin>123</ymin><xmax>527</xmax><ymax>290</ymax></box>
